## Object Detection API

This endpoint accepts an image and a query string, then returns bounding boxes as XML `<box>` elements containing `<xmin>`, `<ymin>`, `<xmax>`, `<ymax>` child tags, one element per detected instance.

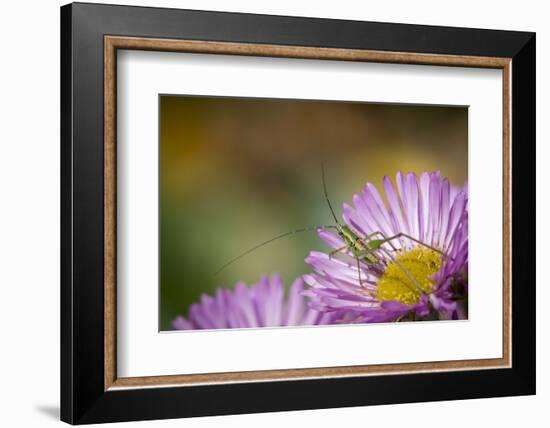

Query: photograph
<box><xmin>160</xmin><ymin>95</ymin><xmax>469</xmax><ymax>331</ymax></box>
<box><xmin>53</xmin><ymin>1</ymin><xmax>536</xmax><ymax>425</ymax></box>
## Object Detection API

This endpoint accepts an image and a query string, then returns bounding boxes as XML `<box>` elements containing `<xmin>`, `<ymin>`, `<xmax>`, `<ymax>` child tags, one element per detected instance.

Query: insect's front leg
<box><xmin>352</xmin><ymin>252</ymin><xmax>376</xmax><ymax>293</ymax></box>
<box><xmin>358</xmin><ymin>231</ymin><xmax>399</xmax><ymax>252</ymax></box>
<box><xmin>355</xmin><ymin>256</ymin><xmax>363</xmax><ymax>287</ymax></box>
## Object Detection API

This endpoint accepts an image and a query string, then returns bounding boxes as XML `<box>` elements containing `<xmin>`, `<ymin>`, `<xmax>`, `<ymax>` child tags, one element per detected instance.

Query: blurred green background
<box><xmin>159</xmin><ymin>95</ymin><xmax>467</xmax><ymax>330</ymax></box>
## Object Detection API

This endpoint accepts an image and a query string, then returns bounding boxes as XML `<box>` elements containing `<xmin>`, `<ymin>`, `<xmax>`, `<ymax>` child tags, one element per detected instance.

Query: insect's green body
<box><xmin>337</xmin><ymin>225</ymin><xmax>378</xmax><ymax>264</ymax></box>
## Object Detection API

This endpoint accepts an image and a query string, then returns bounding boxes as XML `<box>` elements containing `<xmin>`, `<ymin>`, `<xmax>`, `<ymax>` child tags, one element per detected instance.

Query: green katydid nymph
<box><xmin>318</xmin><ymin>163</ymin><xmax>447</xmax><ymax>290</ymax></box>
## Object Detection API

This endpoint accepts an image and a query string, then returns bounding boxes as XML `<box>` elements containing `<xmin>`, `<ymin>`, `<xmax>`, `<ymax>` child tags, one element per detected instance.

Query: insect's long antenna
<box><xmin>214</xmin><ymin>225</ymin><xmax>337</xmax><ymax>275</ymax></box>
<box><xmin>321</xmin><ymin>162</ymin><xmax>341</xmax><ymax>226</ymax></box>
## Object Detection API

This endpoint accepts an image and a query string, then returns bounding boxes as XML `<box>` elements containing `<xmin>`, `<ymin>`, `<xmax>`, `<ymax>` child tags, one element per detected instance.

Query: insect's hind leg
<box><xmin>381</xmin><ymin>233</ymin><xmax>447</xmax><ymax>257</ymax></box>
<box><xmin>377</xmin><ymin>247</ymin><xmax>425</xmax><ymax>295</ymax></box>
<box><xmin>363</xmin><ymin>231</ymin><xmax>385</xmax><ymax>241</ymax></box>
<box><xmin>356</xmin><ymin>234</ymin><xmax>426</xmax><ymax>296</ymax></box>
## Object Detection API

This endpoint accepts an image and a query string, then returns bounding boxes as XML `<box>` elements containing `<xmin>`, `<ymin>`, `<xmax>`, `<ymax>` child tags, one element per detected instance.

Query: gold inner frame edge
<box><xmin>104</xmin><ymin>35</ymin><xmax>512</xmax><ymax>391</ymax></box>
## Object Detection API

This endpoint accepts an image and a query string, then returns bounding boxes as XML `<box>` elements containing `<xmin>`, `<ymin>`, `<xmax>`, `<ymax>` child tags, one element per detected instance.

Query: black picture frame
<box><xmin>61</xmin><ymin>2</ymin><xmax>535</xmax><ymax>424</ymax></box>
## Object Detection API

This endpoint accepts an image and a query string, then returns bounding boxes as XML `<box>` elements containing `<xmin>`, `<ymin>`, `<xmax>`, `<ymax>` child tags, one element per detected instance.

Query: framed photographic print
<box><xmin>60</xmin><ymin>2</ymin><xmax>536</xmax><ymax>424</ymax></box>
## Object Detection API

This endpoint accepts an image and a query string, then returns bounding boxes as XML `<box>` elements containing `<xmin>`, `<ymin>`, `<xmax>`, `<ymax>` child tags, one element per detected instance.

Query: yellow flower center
<box><xmin>376</xmin><ymin>247</ymin><xmax>442</xmax><ymax>305</ymax></box>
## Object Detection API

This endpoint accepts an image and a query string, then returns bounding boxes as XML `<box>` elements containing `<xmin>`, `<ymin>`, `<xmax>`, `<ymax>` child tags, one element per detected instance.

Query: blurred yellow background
<box><xmin>160</xmin><ymin>95</ymin><xmax>467</xmax><ymax>330</ymax></box>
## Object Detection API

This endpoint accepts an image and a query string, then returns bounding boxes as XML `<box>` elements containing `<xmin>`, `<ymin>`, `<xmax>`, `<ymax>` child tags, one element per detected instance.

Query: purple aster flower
<box><xmin>303</xmin><ymin>171</ymin><xmax>468</xmax><ymax>323</ymax></box>
<box><xmin>172</xmin><ymin>274</ymin><xmax>334</xmax><ymax>330</ymax></box>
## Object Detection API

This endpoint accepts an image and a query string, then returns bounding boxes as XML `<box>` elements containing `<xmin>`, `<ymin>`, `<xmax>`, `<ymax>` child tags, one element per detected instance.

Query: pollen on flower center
<box><xmin>376</xmin><ymin>247</ymin><xmax>442</xmax><ymax>305</ymax></box>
